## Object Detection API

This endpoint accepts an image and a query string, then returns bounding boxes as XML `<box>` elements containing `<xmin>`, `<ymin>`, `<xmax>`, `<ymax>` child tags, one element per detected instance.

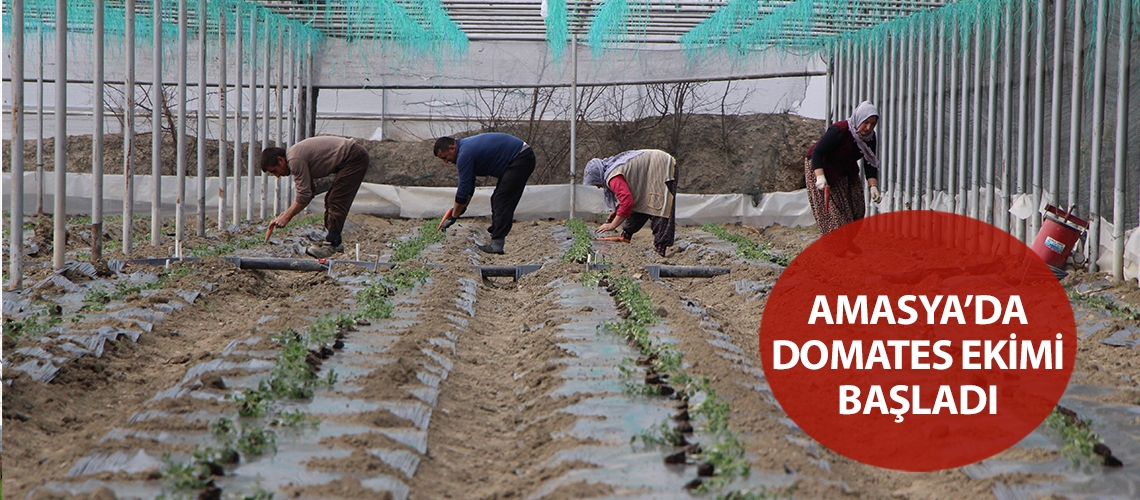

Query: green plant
<box><xmin>160</xmin><ymin>453</ymin><xmax>210</xmax><ymax>493</ymax></box>
<box><xmin>390</xmin><ymin>218</ymin><xmax>446</xmax><ymax>262</ymax></box>
<box><xmin>562</xmin><ymin>218</ymin><xmax>593</xmax><ymax>263</ymax></box>
<box><xmin>3</xmin><ymin>312</ymin><xmax>63</xmax><ymax>339</ymax></box>
<box><xmin>579</xmin><ymin>270</ymin><xmax>601</xmax><ymax>287</ymax></box>
<box><xmin>227</xmin><ymin>388</ymin><xmax>270</xmax><ymax>418</ymax></box>
<box><xmin>236</xmin><ymin>484</ymin><xmax>275</xmax><ymax>500</ymax></box>
<box><xmin>632</xmin><ymin>420</ymin><xmax>687</xmax><ymax>447</ymax></box>
<box><xmin>236</xmin><ymin>427</ymin><xmax>277</xmax><ymax>458</ymax></box>
<box><xmin>1045</xmin><ymin>407</ymin><xmax>1104</xmax><ymax>464</ymax></box>
<box><xmin>82</xmin><ymin>286</ymin><xmax>114</xmax><ymax>311</ymax></box>
<box><xmin>1067</xmin><ymin>290</ymin><xmax>1140</xmax><ymax>320</ymax></box>
<box><xmin>694</xmin><ymin>433</ymin><xmax>751</xmax><ymax>492</ymax></box>
<box><xmin>270</xmin><ymin>409</ymin><xmax>320</xmax><ymax>428</ymax></box>
<box><xmin>701</xmin><ymin>223</ymin><xmax>791</xmax><ymax>266</ymax></box>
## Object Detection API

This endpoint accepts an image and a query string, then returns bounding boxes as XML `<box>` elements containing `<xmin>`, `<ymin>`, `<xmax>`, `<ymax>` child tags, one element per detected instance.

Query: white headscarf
<box><xmin>848</xmin><ymin>101</ymin><xmax>880</xmax><ymax>170</ymax></box>
<box><xmin>582</xmin><ymin>150</ymin><xmax>646</xmax><ymax>209</ymax></box>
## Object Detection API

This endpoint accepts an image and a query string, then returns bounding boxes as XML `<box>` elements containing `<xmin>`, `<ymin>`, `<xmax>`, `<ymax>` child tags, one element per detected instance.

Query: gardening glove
<box><xmin>815</xmin><ymin>174</ymin><xmax>827</xmax><ymax>191</ymax></box>
<box><xmin>870</xmin><ymin>185</ymin><xmax>882</xmax><ymax>204</ymax></box>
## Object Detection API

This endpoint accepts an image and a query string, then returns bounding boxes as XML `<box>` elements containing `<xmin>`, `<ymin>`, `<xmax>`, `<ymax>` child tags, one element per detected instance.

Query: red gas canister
<box><xmin>1031</xmin><ymin>205</ymin><xmax>1089</xmax><ymax>269</ymax></box>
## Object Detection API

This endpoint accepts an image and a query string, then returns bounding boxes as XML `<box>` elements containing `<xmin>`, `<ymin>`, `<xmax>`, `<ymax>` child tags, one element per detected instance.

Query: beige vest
<box><xmin>606</xmin><ymin>149</ymin><xmax>676</xmax><ymax>218</ymax></box>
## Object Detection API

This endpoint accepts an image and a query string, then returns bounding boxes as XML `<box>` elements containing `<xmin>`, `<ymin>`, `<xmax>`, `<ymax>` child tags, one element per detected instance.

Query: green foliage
<box><xmin>189</xmin><ymin>236</ymin><xmax>260</xmax><ymax>258</ymax></box>
<box><xmin>227</xmin><ymin>388</ymin><xmax>270</xmax><ymax>418</ymax></box>
<box><xmin>1045</xmin><ymin>407</ymin><xmax>1105</xmax><ymax>464</ymax></box>
<box><xmin>235</xmin><ymin>427</ymin><xmax>277</xmax><ymax>458</ymax></box>
<box><xmin>391</xmin><ymin>219</ymin><xmax>447</xmax><ymax>262</ymax></box>
<box><xmin>632</xmin><ymin>419</ymin><xmax>687</xmax><ymax>447</ymax></box>
<box><xmin>270</xmin><ymin>409</ymin><xmax>320</xmax><ymax>428</ymax></box>
<box><xmin>579</xmin><ymin>270</ymin><xmax>602</xmax><ymax>287</ymax></box>
<box><xmin>694</xmin><ymin>433</ymin><xmax>752</xmax><ymax>492</ymax></box>
<box><xmin>235</xmin><ymin>484</ymin><xmax>275</xmax><ymax>500</ymax></box>
<box><xmin>1067</xmin><ymin>290</ymin><xmax>1140</xmax><ymax>320</ymax></box>
<box><xmin>160</xmin><ymin>452</ymin><xmax>210</xmax><ymax>493</ymax></box>
<box><xmin>562</xmin><ymin>218</ymin><xmax>593</xmax><ymax>263</ymax></box>
<box><xmin>701</xmin><ymin>224</ymin><xmax>790</xmax><ymax>266</ymax></box>
<box><xmin>3</xmin><ymin>312</ymin><xmax>63</xmax><ymax>339</ymax></box>
<box><xmin>716</xmin><ymin>486</ymin><xmax>794</xmax><ymax>500</ymax></box>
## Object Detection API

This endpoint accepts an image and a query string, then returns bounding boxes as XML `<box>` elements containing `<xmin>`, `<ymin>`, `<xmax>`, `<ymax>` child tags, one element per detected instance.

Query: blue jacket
<box><xmin>454</xmin><ymin>133</ymin><xmax>526</xmax><ymax>204</ymax></box>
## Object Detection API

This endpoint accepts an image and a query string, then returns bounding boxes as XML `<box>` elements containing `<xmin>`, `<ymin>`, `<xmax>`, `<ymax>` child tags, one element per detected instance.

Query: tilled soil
<box><xmin>4</xmin><ymin>216</ymin><xmax>1138</xmax><ymax>499</ymax></box>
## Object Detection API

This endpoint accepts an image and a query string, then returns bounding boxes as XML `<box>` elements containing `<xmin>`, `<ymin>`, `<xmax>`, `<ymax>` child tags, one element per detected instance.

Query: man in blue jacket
<box><xmin>433</xmin><ymin>133</ymin><xmax>536</xmax><ymax>254</ymax></box>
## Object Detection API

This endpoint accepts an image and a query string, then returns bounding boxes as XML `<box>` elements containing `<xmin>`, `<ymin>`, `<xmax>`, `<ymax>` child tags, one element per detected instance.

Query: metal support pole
<box><xmin>969</xmin><ymin>8</ymin><xmax>982</xmax><ymax>221</ymax></box>
<box><xmin>1001</xmin><ymin>3</ymin><xmax>1013</xmax><ymax>232</ymax></box>
<box><xmin>176</xmin><ymin>0</ymin><xmax>188</xmax><ymax>253</ymax></box>
<box><xmin>1015</xmin><ymin>1</ymin><xmax>1030</xmax><ymax>240</ymax></box>
<box><xmin>122</xmin><ymin>0</ymin><xmax>135</xmax><ymax>255</ymax></box>
<box><xmin>825</xmin><ymin>50</ymin><xmax>833</xmax><ymax>126</ymax></box>
<box><xmin>92</xmin><ymin>0</ymin><xmax>105</xmax><ymax>261</ymax></box>
<box><xmin>957</xmin><ymin>15</ymin><xmax>969</xmax><ymax>217</ymax></box>
<box><xmin>1087</xmin><ymin>0</ymin><xmax>1108</xmax><ymax>272</ymax></box>
<box><xmin>902</xmin><ymin>27</ymin><xmax>913</xmax><ymax>212</ymax></box>
<box><xmin>10</xmin><ymin>0</ymin><xmax>25</xmax><ymax>288</ymax></box>
<box><xmin>984</xmin><ymin>13</ymin><xmax>998</xmax><ymax>225</ymax></box>
<box><xmin>151</xmin><ymin>0</ymin><xmax>163</xmax><ymax>245</ymax></box>
<box><xmin>570</xmin><ymin>29</ymin><xmax>578</xmax><ymax>218</ymax></box>
<box><xmin>911</xmin><ymin>24</ymin><xmax>922</xmax><ymax>211</ymax></box>
<box><xmin>275</xmin><ymin>23</ymin><xmax>285</xmax><ymax>215</ymax></box>
<box><xmin>36</xmin><ymin>14</ymin><xmax>44</xmax><ymax>216</ymax></box>
<box><xmin>1048</xmin><ymin>0</ymin><xmax>1065</xmax><ymax>208</ymax></box>
<box><xmin>1111</xmin><ymin>0</ymin><xmax>1131</xmax><ymax>281</ymax></box>
<box><xmin>948</xmin><ymin>15</ymin><xmax>959</xmax><ymax>215</ymax></box>
<box><xmin>1067</xmin><ymin>0</ymin><xmax>1085</xmax><ymax>210</ymax></box>
<box><xmin>924</xmin><ymin>19</ymin><xmax>935</xmax><ymax>209</ymax></box>
<box><xmin>1029</xmin><ymin>0</ymin><xmax>1046</xmax><ymax>237</ymax></box>
<box><xmin>233</xmin><ymin>2</ymin><xmax>242</xmax><ymax>223</ymax></box>
<box><xmin>247</xmin><ymin>7</ymin><xmax>257</xmax><ymax>221</ymax></box>
<box><xmin>888</xmin><ymin>35</ymin><xmax>898</xmax><ymax>212</ymax></box>
<box><xmin>52</xmin><ymin>0</ymin><xmax>67</xmax><ymax>270</ymax></box>
<box><xmin>262</xmin><ymin>17</ymin><xmax>271</xmax><ymax>219</ymax></box>
<box><xmin>219</xmin><ymin>8</ymin><xmax>228</xmax><ymax>229</ymax></box>
<box><xmin>288</xmin><ymin>28</ymin><xmax>295</xmax><ymax>148</ymax></box>
<box><xmin>935</xmin><ymin>21</ymin><xmax>945</xmax><ymax>194</ymax></box>
<box><xmin>196</xmin><ymin>0</ymin><xmax>207</xmax><ymax>237</ymax></box>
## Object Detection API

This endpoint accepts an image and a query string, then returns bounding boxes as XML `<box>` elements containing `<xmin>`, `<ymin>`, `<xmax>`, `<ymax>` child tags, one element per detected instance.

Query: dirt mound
<box><xmin>3</xmin><ymin>113</ymin><xmax>823</xmax><ymax>195</ymax></box>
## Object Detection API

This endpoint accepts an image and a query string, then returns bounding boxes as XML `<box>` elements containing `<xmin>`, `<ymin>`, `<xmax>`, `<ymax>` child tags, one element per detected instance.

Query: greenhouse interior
<box><xmin>2</xmin><ymin>0</ymin><xmax>1139</xmax><ymax>499</ymax></box>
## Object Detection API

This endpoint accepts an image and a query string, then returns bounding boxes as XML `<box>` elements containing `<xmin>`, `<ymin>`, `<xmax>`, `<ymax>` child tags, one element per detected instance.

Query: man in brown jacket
<box><xmin>261</xmin><ymin>136</ymin><xmax>370</xmax><ymax>258</ymax></box>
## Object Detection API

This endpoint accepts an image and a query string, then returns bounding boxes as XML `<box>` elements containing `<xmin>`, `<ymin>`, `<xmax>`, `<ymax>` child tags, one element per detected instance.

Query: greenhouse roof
<box><xmin>7</xmin><ymin>0</ymin><xmax>959</xmax><ymax>57</ymax></box>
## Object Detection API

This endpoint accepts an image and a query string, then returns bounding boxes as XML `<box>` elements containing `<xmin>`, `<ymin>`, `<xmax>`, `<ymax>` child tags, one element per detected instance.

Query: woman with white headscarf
<box><xmin>805</xmin><ymin>101</ymin><xmax>882</xmax><ymax>236</ymax></box>
<box><xmin>582</xmin><ymin>149</ymin><xmax>677</xmax><ymax>256</ymax></box>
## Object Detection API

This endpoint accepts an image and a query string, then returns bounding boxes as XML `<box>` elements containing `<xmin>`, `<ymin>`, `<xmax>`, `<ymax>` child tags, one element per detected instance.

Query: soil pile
<box><xmin>3</xmin><ymin>113</ymin><xmax>823</xmax><ymax>195</ymax></box>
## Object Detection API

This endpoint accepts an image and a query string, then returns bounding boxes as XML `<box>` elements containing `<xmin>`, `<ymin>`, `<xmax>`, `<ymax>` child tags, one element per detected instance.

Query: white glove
<box><xmin>870</xmin><ymin>185</ymin><xmax>881</xmax><ymax>203</ymax></box>
<box><xmin>814</xmin><ymin>174</ymin><xmax>827</xmax><ymax>191</ymax></box>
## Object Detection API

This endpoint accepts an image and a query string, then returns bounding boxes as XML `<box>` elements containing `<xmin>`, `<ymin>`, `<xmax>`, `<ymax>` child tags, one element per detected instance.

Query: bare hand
<box><xmin>597</xmin><ymin>222</ymin><xmax>620</xmax><ymax>233</ymax></box>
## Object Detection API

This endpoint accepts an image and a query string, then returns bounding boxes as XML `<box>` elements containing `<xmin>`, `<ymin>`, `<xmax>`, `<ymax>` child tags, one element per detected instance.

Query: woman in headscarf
<box><xmin>582</xmin><ymin>149</ymin><xmax>678</xmax><ymax>256</ymax></box>
<box><xmin>805</xmin><ymin>101</ymin><xmax>882</xmax><ymax>236</ymax></box>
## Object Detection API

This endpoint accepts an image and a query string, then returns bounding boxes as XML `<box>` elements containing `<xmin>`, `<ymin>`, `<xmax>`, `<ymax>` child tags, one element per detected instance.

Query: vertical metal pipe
<box><xmin>151</xmin><ymin>0</ymin><xmax>163</xmax><ymax>244</ymax></box>
<box><xmin>901</xmin><ymin>28</ymin><xmax>912</xmax><ymax>212</ymax></box>
<box><xmin>1001</xmin><ymin>3</ymin><xmax>1013</xmax><ymax>232</ymax></box>
<box><xmin>262</xmin><ymin>16</ymin><xmax>271</xmax><ymax>219</ymax></box>
<box><xmin>825</xmin><ymin>50</ymin><xmax>833</xmax><ymax>126</ymax></box>
<box><xmin>10</xmin><ymin>0</ymin><xmax>25</xmax><ymax>288</ymax></box>
<box><xmin>948</xmin><ymin>14</ymin><xmax>959</xmax><ymax>215</ymax></box>
<box><xmin>911</xmin><ymin>23</ymin><xmax>922</xmax><ymax>211</ymax></box>
<box><xmin>1086</xmin><ymin>0</ymin><xmax>1108</xmax><ymax>272</ymax></box>
<box><xmin>1015</xmin><ymin>1</ymin><xmax>1030</xmax><ymax>240</ymax></box>
<box><xmin>935</xmin><ymin>21</ymin><xmax>945</xmax><ymax>194</ymax></box>
<box><xmin>36</xmin><ymin>13</ymin><xmax>44</xmax><ymax>217</ymax></box>
<box><xmin>92</xmin><ymin>0</ymin><xmax>105</xmax><ymax>261</ymax></box>
<box><xmin>287</xmin><ymin>28</ymin><xmax>295</xmax><ymax>148</ymax></box>
<box><xmin>307</xmin><ymin>38</ymin><xmax>314</xmax><ymax>139</ymax></box>
<box><xmin>969</xmin><ymin>7</ymin><xmax>982</xmax><ymax>221</ymax></box>
<box><xmin>233</xmin><ymin>2</ymin><xmax>242</xmax><ymax>223</ymax></box>
<box><xmin>570</xmin><ymin>29</ymin><xmax>578</xmax><ymax>218</ymax></box>
<box><xmin>1048</xmin><ymin>0</ymin><xmax>1065</xmax><ymax>207</ymax></box>
<box><xmin>1067</xmin><ymin>0</ymin><xmax>1085</xmax><ymax>210</ymax></box>
<box><xmin>247</xmin><ymin>7</ymin><xmax>257</xmax><ymax>221</ymax></box>
<box><xmin>122</xmin><ymin>0</ymin><xmax>135</xmax><ymax>255</ymax></box>
<box><xmin>196</xmin><ymin>0</ymin><xmax>207</xmax><ymax>236</ymax></box>
<box><xmin>924</xmin><ymin>19</ymin><xmax>935</xmax><ymax>210</ymax></box>
<box><xmin>219</xmin><ymin>7</ymin><xmax>228</xmax><ymax>229</ymax></box>
<box><xmin>275</xmin><ymin>23</ymin><xmax>284</xmax><ymax>215</ymax></box>
<box><xmin>52</xmin><ymin>0</ymin><xmax>67</xmax><ymax>270</ymax></box>
<box><xmin>176</xmin><ymin>0</ymin><xmax>188</xmax><ymax>252</ymax></box>
<box><xmin>957</xmin><ymin>14</ymin><xmax>970</xmax><ymax>217</ymax></box>
<box><xmin>1111</xmin><ymin>0</ymin><xmax>1131</xmax><ymax>281</ymax></box>
<box><xmin>888</xmin><ymin>35</ymin><xmax>899</xmax><ymax>212</ymax></box>
<box><xmin>984</xmin><ymin>12</ymin><xmax>998</xmax><ymax>225</ymax></box>
<box><xmin>1030</xmin><ymin>0</ymin><xmax>1046</xmax><ymax>237</ymax></box>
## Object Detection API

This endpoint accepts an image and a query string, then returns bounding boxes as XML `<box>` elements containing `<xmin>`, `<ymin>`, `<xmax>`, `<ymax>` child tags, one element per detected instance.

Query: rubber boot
<box><xmin>477</xmin><ymin>238</ymin><xmax>505</xmax><ymax>255</ymax></box>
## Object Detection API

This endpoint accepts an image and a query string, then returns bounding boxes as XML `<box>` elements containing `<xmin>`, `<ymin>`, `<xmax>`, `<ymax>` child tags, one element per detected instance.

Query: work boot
<box><xmin>477</xmin><ymin>238</ymin><xmax>505</xmax><ymax>255</ymax></box>
<box><xmin>306</xmin><ymin>241</ymin><xmax>343</xmax><ymax>259</ymax></box>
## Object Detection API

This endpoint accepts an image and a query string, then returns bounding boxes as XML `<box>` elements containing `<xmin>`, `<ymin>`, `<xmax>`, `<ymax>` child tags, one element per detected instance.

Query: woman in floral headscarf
<box><xmin>582</xmin><ymin>149</ymin><xmax>677</xmax><ymax>256</ymax></box>
<box><xmin>805</xmin><ymin>101</ymin><xmax>882</xmax><ymax>236</ymax></box>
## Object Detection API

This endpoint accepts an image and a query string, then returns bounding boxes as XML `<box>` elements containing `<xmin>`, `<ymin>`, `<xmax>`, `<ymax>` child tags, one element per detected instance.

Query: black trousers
<box><xmin>489</xmin><ymin>147</ymin><xmax>536</xmax><ymax>240</ymax></box>
<box><xmin>621</xmin><ymin>179</ymin><xmax>677</xmax><ymax>256</ymax></box>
